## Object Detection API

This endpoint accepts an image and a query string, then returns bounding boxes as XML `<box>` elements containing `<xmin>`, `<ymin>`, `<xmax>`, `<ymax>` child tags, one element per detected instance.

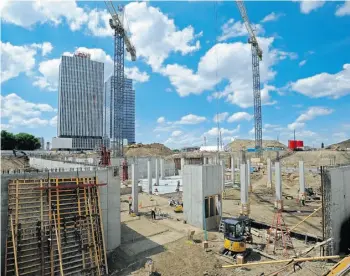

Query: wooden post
<box><xmin>10</xmin><ymin>215</ymin><xmax>19</xmax><ymax>276</ymax></box>
<box><xmin>53</xmin><ymin>211</ymin><xmax>64</xmax><ymax>276</ymax></box>
<box><xmin>76</xmin><ymin>177</ymin><xmax>86</xmax><ymax>271</ymax></box>
<box><xmin>40</xmin><ymin>179</ymin><xmax>45</xmax><ymax>275</ymax></box>
<box><xmin>83</xmin><ymin>179</ymin><xmax>94</xmax><ymax>265</ymax></box>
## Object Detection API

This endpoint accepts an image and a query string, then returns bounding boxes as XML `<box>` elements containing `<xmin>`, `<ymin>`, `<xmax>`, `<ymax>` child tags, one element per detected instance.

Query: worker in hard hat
<box><xmin>128</xmin><ymin>196</ymin><xmax>132</xmax><ymax>214</ymax></box>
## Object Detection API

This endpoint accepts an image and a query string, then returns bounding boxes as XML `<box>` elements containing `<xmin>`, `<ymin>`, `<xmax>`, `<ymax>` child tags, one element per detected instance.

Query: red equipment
<box><xmin>99</xmin><ymin>146</ymin><xmax>111</xmax><ymax>166</ymax></box>
<box><xmin>296</xmin><ymin>140</ymin><xmax>304</xmax><ymax>148</ymax></box>
<box><xmin>288</xmin><ymin>140</ymin><xmax>297</xmax><ymax>150</ymax></box>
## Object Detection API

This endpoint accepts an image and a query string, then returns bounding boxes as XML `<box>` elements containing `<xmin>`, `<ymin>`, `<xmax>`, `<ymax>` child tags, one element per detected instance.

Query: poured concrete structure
<box><xmin>323</xmin><ymin>165</ymin><xmax>350</xmax><ymax>255</ymax></box>
<box><xmin>275</xmin><ymin>161</ymin><xmax>283</xmax><ymax>210</ymax></box>
<box><xmin>155</xmin><ymin>158</ymin><xmax>160</xmax><ymax>186</ymax></box>
<box><xmin>231</xmin><ymin>155</ymin><xmax>235</xmax><ymax>184</ymax></box>
<box><xmin>267</xmin><ymin>158</ymin><xmax>272</xmax><ymax>188</ymax></box>
<box><xmin>147</xmin><ymin>159</ymin><xmax>152</xmax><ymax>194</ymax></box>
<box><xmin>160</xmin><ymin>159</ymin><xmax>164</xmax><ymax>179</ymax></box>
<box><xmin>183</xmin><ymin>165</ymin><xmax>222</xmax><ymax>230</ymax></box>
<box><xmin>240</xmin><ymin>163</ymin><xmax>249</xmax><ymax>215</ymax></box>
<box><xmin>131</xmin><ymin>163</ymin><xmax>138</xmax><ymax>214</ymax></box>
<box><xmin>299</xmin><ymin>160</ymin><xmax>305</xmax><ymax>198</ymax></box>
<box><xmin>247</xmin><ymin>159</ymin><xmax>251</xmax><ymax>192</ymax></box>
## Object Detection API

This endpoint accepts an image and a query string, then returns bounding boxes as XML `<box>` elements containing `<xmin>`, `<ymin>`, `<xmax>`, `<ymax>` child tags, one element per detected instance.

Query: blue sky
<box><xmin>1</xmin><ymin>0</ymin><xmax>350</xmax><ymax>149</ymax></box>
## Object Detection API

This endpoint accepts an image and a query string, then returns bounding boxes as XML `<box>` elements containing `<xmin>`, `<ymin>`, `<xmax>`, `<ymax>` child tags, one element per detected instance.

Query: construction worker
<box><xmin>151</xmin><ymin>207</ymin><xmax>156</xmax><ymax>220</ymax></box>
<box><xmin>128</xmin><ymin>196</ymin><xmax>132</xmax><ymax>214</ymax></box>
<box><xmin>300</xmin><ymin>193</ymin><xmax>306</xmax><ymax>206</ymax></box>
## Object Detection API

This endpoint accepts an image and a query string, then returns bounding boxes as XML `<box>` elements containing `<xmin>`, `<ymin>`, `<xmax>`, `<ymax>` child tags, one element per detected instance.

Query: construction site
<box><xmin>1</xmin><ymin>0</ymin><xmax>350</xmax><ymax>276</ymax></box>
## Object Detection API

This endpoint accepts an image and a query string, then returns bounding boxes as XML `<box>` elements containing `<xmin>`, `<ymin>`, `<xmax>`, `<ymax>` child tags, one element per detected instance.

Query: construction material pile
<box><xmin>124</xmin><ymin>143</ymin><xmax>173</xmax><ymax>157</ymax></box>
<box><xmin>328</xmin><ymin>138</ymin><xmax>350</xmax><ymax>150</ymax></box>
<box><xmin>5</xmin><ymin>177</ymin><xmax>108</xmax><ymax>275</ymax></box>
<box><xmin>1</xmin><ymin>156</ymin><xmax>30</xmax><ymax>171</ymax></box>
<box><xmin>228</xmin><ymin>139</ymin><xmax>286</xmax><ymax>151</ymax></box>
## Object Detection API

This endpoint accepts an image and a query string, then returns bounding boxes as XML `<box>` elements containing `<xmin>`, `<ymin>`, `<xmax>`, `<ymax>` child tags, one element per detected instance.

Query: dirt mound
<box><xmin>328</xmin><ymin>139</ymin><xmax>350</xmax><ymax>150</ymax></box>
<box><xmin>1</xmin><ymin>156</ymin><xmax>30</xmax><ymax>170</ymax></box>
<box><xmin>124</xmin><ymin>143</ymin><xmax>173</xmax><ymax>157</ymax></box>
<box><xmin>228</xmin><ymin>139</ymin><xmax>286</xmax><ymax>151</ymax></box>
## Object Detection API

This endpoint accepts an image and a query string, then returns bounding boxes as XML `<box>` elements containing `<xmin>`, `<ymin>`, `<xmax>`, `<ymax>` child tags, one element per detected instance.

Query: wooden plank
<box><xmin>40</xmin><ymin>179</ymin><xmax>45</xmax><ymax>276</ymax></box>
<box><xmin>49</xmin><ymin>181</ymin><xmax>54</xmax><ymax>276</ymax></box>
<box><xmin>84</xmin><ymin>178</ymin><xmax>94</xmax><ymax>266</ymax></box>
<box><xmin>53</xmin><ymin>211</ymin><xmax>65</xmax><ymax>275</ymax></box>
<box><xmin>15</xmin><ymin>179</ymin><xmax>19</xmax><ymax>234</ymax></box>
<box><xmin>10</xmin><ymin>214</ymin><xmax>19</xmax><ymax>276</ymax></box>
<box><xmin>76</xmin><ymin>177</ymin><xmax>86</xmax><ymax>272</ymax></box>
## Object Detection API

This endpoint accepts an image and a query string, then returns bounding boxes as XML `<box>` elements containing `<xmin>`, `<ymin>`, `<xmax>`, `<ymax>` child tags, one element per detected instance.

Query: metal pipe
<box><xmin>289</xmin><ymin>206</ymin><xmax>322</xmax><ymax>233</ymax></box>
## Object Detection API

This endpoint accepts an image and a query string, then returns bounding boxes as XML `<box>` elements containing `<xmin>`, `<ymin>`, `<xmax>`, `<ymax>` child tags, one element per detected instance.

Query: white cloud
<box><xmin>288</xmin><ymin>106</ymin><xmax>333</xmax><ymax>130</ymax></box>
<box><xmin>31</xmin><ymin>42</ymin><xmax>53</xmax><ymax>56</ymax></box>
<box><xmin>125</xmin><ymin>67</ymin><xmax>150</xmax><ymax>83</ymax></box>
<box><xmin>1</xmin><ymin>124</ymin><xmax>12</xmax><ymax>130</ymax></box>
<box><xmin>50</xmin><ymin>115</ymin><xmax>57</xmax><ymax>127</ymax></box>
<box><xmin>1</xmin><ymin>41</ymin><xmax>37</xmax><ymax>83</ymax></box>
<box><xmin>1</xmin><ymin>0</ymin><xmax>88</xmax><ymax>31</ymax></box>
<box><xmin>227</xmin><ymin>112</ymin><xmax>253</xmax><ymax>123</ymax></box>
<box><xmin>163</xmin><ymin>36</ymin><xmax>293</xmax><ymax>107</ymax></box>
<box><xmin>213</xmin><ymin>112</ymin><xmax>229</xmax><ymax>123</ymax></box>
<box><xmin>175</xmin><ymin>114</ymin><xmax>206</xmax><ymax>125</ymax></box>
<box><xmin>86</xmin><ymin>9</ymin><xmax>113</xmax><ymax>37</ymax></box>
<box><xmin>33</xmin><ymin>58</ymin><xmax>60</xmax><ymax>91</ymax></box>
<box><xmin>205</xmin><ymin>125</ymin><xmax>240</xmax><ymax>136</ymax></box>
<box><xmin>335</xmin><ymin>1</ymin><xmax>350</xmax><ymax>16</ymax></box>
<box><xmin>1</xmin><ymin>93</ymin><xmax>56</xmax><ymax>129</ymax></box>
<box><xmin>171</xmin><ymin>130</ymin><xmax>183</xmax><ymax>137</ymax></box>
<box><xmin>218</xmin><ymin>19</ymin><xmax>264</xmax><ymax>42</ymax></box>
<box><xmin>299</xmin><ymin>60</ymin><xmax>307</xmax><ymax>67</ymax></box>
<box><xmin>294</xmin><ymin>0</ymin><xmax>326</xmax><ymax>14</ymax></box>
<box><xmin>290</xmin><ymin>64</ymin><xmax>350</xmax><ymax>99</ymax></box>
<box><xmin>157</xmin><ymin>117</ymin><xmax>165</xmax><ymax>124</ymax></box>
<box><xmin>261</xmin><ymin>12</ymin><xmax>284</xmax><ymax>23</ymax></box>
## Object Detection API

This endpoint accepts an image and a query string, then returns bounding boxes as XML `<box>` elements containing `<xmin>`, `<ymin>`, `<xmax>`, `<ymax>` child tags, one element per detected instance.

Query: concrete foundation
<box><xmin>132</xmin><ymin>163</ymin><xmax>139</xmax><ymax>214</ymax></box>
<box><xmin>247</xmin><ymin>159</ymin><xmax>251</xmax><ymax>192</ymax></box>
<box><xmin>267</xmin><ymin>158</ymin><xmax>272</xmax><ymax>188</ymax></box>
<box><xmin>183</xmin><ymin>165</ymin><xmax>222</xmax><ymax>230</ymax></box>
<box><xmin>274</xmin><ymin>162</ymin><xmax>283</xmax><ymax>210</ymax></box>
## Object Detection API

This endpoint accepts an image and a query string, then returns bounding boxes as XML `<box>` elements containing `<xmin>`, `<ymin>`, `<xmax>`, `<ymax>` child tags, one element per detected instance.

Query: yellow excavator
<box><xmin>221</xmin><ymin>216</ymin><xmax>252</xmax><ymax>258</ymax></box>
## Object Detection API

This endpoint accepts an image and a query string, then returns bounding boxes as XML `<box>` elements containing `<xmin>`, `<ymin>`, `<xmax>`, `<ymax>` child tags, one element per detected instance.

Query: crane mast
<box><xmin>236</xmin><ymin>0</ymin><xmax>263</xmax><ymax>157</ymax></box>
<box><xmin>105</xmin><ymin>1</ymin><xmax>136</xmax><ymax>158</ymax></box>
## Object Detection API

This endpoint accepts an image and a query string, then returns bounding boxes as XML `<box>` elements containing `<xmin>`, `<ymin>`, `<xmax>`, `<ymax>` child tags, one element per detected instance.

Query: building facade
<box><xmin>104</xmin><ymin>76</ymin><xmax>135</xmax><ymax>146</ymax></box>
<box><xmin>57</xmin><ymin>52</ymin><xmax>104</xmax><ymax>150</ymax></box>
<box><xmin>37</xmin><ymin>137</ymin><xmax>45</xmax><ymax>150</ymax></box>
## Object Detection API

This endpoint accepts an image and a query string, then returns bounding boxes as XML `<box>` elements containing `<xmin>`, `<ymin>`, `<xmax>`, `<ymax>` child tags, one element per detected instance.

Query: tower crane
<box><xmin>105</xmin><ymin>1</ymin><xmax>136</xmax><ymax>157</ymax></box>
<box><xmin>236</xmin><ymin>0</ymin><xmax>263</xmax><ymax>157</ymax></box>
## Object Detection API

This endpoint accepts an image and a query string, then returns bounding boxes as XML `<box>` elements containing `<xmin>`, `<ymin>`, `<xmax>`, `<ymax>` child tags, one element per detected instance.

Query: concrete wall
<box><xmin>120</xmin><ymin>185</ymin><xmax>142</xmax><ymax>195</ymax></box>
<box><xmin>326</xmin><ymin>165</ymin><xmax>350</xmax><ymax>254</ymax></box>
<box><xmin>29</xmin><ymin>157</ymin><xmax>97</xmax><ymax>170</ymax></box>
<box><xmin>1</xmin><ymin>167</ymin><xmax>121</xmax><ymax>273</ymax></box>
<box><xmin>183</xmin><ymin>165</ymin><xmax>222</xmax><ymax>230</ymax></box>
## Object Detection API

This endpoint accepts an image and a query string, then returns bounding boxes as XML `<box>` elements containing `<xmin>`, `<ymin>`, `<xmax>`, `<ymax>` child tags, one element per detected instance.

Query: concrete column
<box><xmin>160</xmin><ymin>159</ymin><xmax>165</xmax><ymax>179</ymax></box>
<box><xmin>203</xmin><ymin>157</ymin><xmax>208</xmax><ymax>164</ymax></box>
<box><xmin>131</xmin><ymin>163</ymin><xmax>138</xmax><ymax>214</ymax></box>
<box><xmin>299</xmin><ymin>160</ymin><xmax>305</xmax><ymax>197</ymax></box>
<box><xmin>147</xmin><ymin>159</ymin><xmax>152</xmax><ymax>194</ymax></box>
<box><xmin>275</xmin><ymin>162</ymin><xmax>283</xmax><ymax>210</ymax></box>
<box><xmin>231</xmin><ymin>155</ymin><xmax>235</xmax><ymax>185</ymax></box>
<box><xmin>240</xmin><ymin>164</ymin><xmax>249</xmax><ymax>215</ymax></box>
<box><xmin>220</xmin><ymin>160</ymin><xmax>225</xmax><ymax>192</ymax></box>
<box><xmin>247</xmin><ymin>159</ymin><xmax>251</xmax><ymax>192</ymax></box>
<box><xmin>267</xmin><ymin>158</ymin><xmax>272</xmax><ymax>188</ymax></box>
<box><xmin>155</xmin><ymin>158</ymin><xmax>160</xmax><ymax>186</ymax></box>
<box><xmin>180</xmin><ymin>157</ymin><xmax>185</xmax><ymax>175</ymax></box>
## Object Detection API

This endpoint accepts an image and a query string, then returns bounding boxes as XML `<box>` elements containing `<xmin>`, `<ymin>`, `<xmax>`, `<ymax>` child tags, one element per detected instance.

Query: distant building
<box><xmin>200</xmin><ymin>145</ymin><xmax>224</xmax><ymax>152</ymax></box>
<box><xmin>37</xmin><ymin>137</ymin><xmax>44</xmax><ymax>150</ymax></box>
<box><xmin>181</xmin><ymin>146</ymin><xmax>200</xmax><ymax>152</ymax></box>
<box><xmin>56</xmin><ymin>52</ymin><xmax>104</xmax><ymax>150</ymax></box>
<box><xmin>104</xmin><ymin>76</ymin><xmax>135</xmax><ymax>146</ymax></box>
<box><xmin>46</xmin><ymin>141</ymin><xmax>50</xmax><ymax>151</ymax></box>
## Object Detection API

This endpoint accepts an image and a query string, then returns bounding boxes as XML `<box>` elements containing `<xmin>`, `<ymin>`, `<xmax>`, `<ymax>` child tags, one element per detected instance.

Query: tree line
<box><xmin>1</xmin><ymin>130</ymin><xmax>41</xmax><ymax>150</ymax></box>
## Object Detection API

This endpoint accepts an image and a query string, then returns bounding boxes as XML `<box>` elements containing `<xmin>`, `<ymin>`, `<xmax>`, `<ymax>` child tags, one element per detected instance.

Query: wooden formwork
<box><xmin>5</xmin><ymin>177</ymin><xmax>108</xmax><ymax>276</ymax></box>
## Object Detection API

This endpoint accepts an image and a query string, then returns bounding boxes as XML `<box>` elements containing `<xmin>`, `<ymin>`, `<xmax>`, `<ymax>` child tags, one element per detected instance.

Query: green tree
<box><xmin>1</xmin><ymin>130</ymin><xmax>16</xmax><ymax>150</ymax></box>
<box><xmin>15</xmin><ymin>133</ymin><xmax>41</xmax><ymax>150</ymax></box>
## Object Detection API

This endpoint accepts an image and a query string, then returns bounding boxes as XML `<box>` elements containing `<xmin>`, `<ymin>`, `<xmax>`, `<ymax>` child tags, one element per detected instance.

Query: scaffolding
<box><xmin>5</xmin><ymin>177</ymin><xmax>108</xmax><ymax>276</ymax></box>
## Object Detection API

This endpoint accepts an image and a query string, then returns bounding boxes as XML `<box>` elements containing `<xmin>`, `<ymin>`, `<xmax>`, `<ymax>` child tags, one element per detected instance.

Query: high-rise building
<box><xmin>57</xmin><ymin>52</ymin><xmax>104</xmax><ymax>150</ymax></box>
<box><xmin>37</xmin><ymin>137</ymin><xmax>44</xmax><ymax>150</ymax></box>
<box><xmin>104</xmin><ymin>76</ymin><xmax>135</xmax><ymax>146</ymax></box>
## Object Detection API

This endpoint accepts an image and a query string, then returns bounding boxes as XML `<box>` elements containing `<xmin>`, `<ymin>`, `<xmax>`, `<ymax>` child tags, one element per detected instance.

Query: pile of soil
<box><xmin>328</xmin><ymin>139</ymin><xmax>350</xmax><ymax>150</ymax></box>
<box><xmin>124</xmin><ymin>143</ymin><xmax>173</xmax><ymax>157</ymax></box>
<box><xmin>1</xmin><ymin>156</ymin><xmax>30</xmax><ymax>170</ymax></box>
<box><xmin>228</xmin><ymin>139</ymin><xmax>286</xmax><ymax>151</ymax></box>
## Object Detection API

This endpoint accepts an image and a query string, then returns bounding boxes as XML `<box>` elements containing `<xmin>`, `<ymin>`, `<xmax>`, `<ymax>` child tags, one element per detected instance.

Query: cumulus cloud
<box><xmin>175</xmin><ymin>114</ymin><xmax>206</xmax><ymax>125</ymax></box>
<box><xmin>335</xmin><ymin>1</ymin><xmax>350</xmax><ymax>16</ymax></box>
<box><xmin>213</xmin><ymin>112</ymin><xmax>229</xmax><ymax>123</ymax></box>
<box><xmin>293</xmin><ymin>0</ymin><xmax>326</xmax><ymax>14</ymax></box>
<box><xmin>205</xmin><ymin>125</ymin><xmax>240</xmax><ymax>136</ymax></box>
<box><xmin>218</xmin><ymin>19</ymin><xmax>264</xmax><ymax>42</ymax></box>
<box><xmin>0</xmin><ymin>41</ymin><xmax>51</xmax><ymax>83</ymax></box>
<box><xmin>299</xmin><ymin>60</ymin><xmax>307</xmax><ymax>67</ymax></box>
<box><xmin>288</xmin><ymin>106</ymin><xmax>333</xmax><ymax>130</ymax></box>
<box><xmin>125</xmin><ymin>67</ymin><xmax>150</xmax><ymax>83</ymax></box>
<box><xmin>157</xmin><ymin>117</ymin><xmax>165</xmax><ymax>124</ymax></box>
<box><xmin>1</xmin><ymin>93</ymin><xmax>57</xmax><ymax>128</ymax></box>
<box><xmin>171</xmin><ymin>130</ymin><xmax>183</xmax><ymax>137</ymax></box>
<box><xmin>227</xmin><ymin>112</ymin><xmax>253</xmax><ymax>123</ymax></box>
<box><xmin>290</xmin><ymin>64</ymin><xmax>350</xmax><ymax>99</ymax></box>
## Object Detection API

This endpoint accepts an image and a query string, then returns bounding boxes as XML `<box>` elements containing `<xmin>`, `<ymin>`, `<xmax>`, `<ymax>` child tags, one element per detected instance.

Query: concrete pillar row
<box><xmin>155</xmin><ymin>158</ymin><xmax>160</xmax><ymax>186</ymax></box>
<box><xmin>299</xmin><ymin>160</ymin><xmax>305</xmax><ymax>198</ymax></box>
<box><xmin>160</xmin><ymin>159</ymin><xmax>165</xmax><ymax>179</ymax></box>
<box><xmin>147</xmin><ymin>159</ymin><xmax>152</xmax><ymax>194</ymax></box>
<box><xmin>240</xmin><ymin>164</ymin><xmax>250</xmax><ymax>215</ymax></box>
<box><xmin>220</xmin><ymin>160</ymin><xmax>225</xmax><ymax>192</ymax></box>
<box><xmin>267</xmin><ymin>158</ymin><xmax>272</xmax><ymax>188</ymax></box>
<box><xmin>131</xmin><ymin>163</ymin><xmax>138</xmax><ymax>214</ymax></box>
<box><xmin>275</xmin><ymin>162</ymin><xmax>283</xmax><ymax>210</ymax></box>
<box><xmin>180</xmin><ymin>157</ymin><xmax>185</xmax><ymax>175</ymax></box>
